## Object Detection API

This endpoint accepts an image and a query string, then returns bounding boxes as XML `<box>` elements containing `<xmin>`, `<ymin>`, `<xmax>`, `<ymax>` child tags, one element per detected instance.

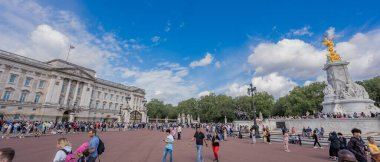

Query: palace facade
<box><xmin>0</xmin><ymin>50</ymin><xmax>147</xmax><ymax>123</ymax></box>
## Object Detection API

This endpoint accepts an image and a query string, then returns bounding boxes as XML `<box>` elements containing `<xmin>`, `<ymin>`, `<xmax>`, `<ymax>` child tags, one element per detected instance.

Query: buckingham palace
<box><xmin>0</xmin><ymin>49</ymin><xmax>147</xmax><ymax>123</ymax></box>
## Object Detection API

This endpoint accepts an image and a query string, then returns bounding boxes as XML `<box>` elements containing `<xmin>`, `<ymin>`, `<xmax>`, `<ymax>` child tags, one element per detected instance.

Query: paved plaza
<box><xmin>0</xmin><ymin>128</ymin><xmax>328</xmax><ymax>162</ymax></box>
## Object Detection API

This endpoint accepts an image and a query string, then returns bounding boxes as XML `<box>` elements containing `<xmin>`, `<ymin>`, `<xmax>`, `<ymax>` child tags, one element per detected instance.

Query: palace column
<box><xmin>63</xmin><ymin>79</ymin><xmax>72</xmax><ymax>106</ymax></box>
<box><xmin>72</xmin><ymin>81</ymin><xmax>80</xmax><ymax>104</ymax></box>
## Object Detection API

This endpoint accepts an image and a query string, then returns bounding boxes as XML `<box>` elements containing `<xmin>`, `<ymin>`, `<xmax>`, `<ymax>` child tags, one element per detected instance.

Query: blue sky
<box><xmin>1</xmin><ymin>0</ymin><xmax>380</xmax><ymax>104</ymax></box>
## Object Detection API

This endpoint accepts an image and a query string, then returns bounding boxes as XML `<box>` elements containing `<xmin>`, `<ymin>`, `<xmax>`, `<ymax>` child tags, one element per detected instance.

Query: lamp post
<box><xmin>247</xmin><ymin>83</ymin><xmax>259</xmax><ymax>137</ymax></box>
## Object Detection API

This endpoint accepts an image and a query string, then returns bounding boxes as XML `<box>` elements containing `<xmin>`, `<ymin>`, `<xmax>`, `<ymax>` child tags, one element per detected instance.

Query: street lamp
<box><xmin>247</xmin><ymin>83</ymin><xmax>259</xmax><ymax>137</ymax></box>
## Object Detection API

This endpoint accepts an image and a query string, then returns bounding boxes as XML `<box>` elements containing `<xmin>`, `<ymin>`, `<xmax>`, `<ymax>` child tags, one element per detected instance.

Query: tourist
<box><xmin>347</xmin><ymin>128</ymin><xmax>367</xmax><ymax>162</ymax></box>
<box><xmin>291</xmin><ymin>127</ymin><xmax>296</xmax><ymax>135</ymax></box>
<box><xmin>192</xmin><ymin>127</ymin><xmax>208</xmax><ymax>162</ymax></box>
<box><xmin>211</xmin><ymin>132</ymin><xmax>220</xmax><ymax>162</ymax></box>
<box><xmin>177</xmin><ymin>125</ymin><xmax>182</xmax><ymax>140</ymax></box>
<box><xmin>337</xmin><ymin>149</ymin><xmax>357</xmax><ymax>162</ymax></box>
<box><xmin>223</xmin><ymin>126</ymin><xmax>227</xmax><ymax>141</ymax></box>
<box><xmin>263</xmin><ymin>128</ymin><xmax>268</xmax><ymax>143</ymax></box>
<box><xmin>1</xmin><ymin>123</ymin><xmax>10</xmax><ymax>139</ymax></box>
<box><xmin>0</xmin><ymin>147</ymin><xmax>15</xmax><ymax>162</ymax></box>
<box><xmin>338</xmin><ymin>132</ymin><xmax>347</xmax><ymax>150</ymax></box>
<box><xmin>328</xmin><ymin>132</ymin><xmax>340</xmax><ymax>160</ymax></box>
<box><xmin>87</xmin><ymin>129</ymin><xmax>100</xmax><ymax>162</ymax></box>
<box><xmin>266</xmin><ymin>128</ymin><xmax>271</xmax><ymax>144</ymax></box>
<box><xmin>53</xmin><ymin>138</ymin><xmax>73</xmax><ymax>162</ymax></box>
<box><xmin>320</xmin><ymin>127</ymin><xmax>325</xmax><ymax>139</ymax></box>
<box><xmin>250</xmin><ymin>128</ymin><xmax>256</xmax><ymax>144</ymax></box>
<box><xmin>283</xmin><ymin>131</ymin><xmax>290</xmax><ymax>152</ymax></box>
<box><xmin>162</xmin><ymin>129</ymin><xmax>174</xmax><ymax>162</ymax></box>
<box><xmin>313</xmin><ymin>130</ymin><xmax>323</xmax><ymax>149</ymax></box>
<box><xmin>367</xmin><ymin>136</ymin><xmax>380</xmax><ymax>162</ymax></box>
<box><xmin>74</xmin><ymin>142</ymin><xmax>90</xmax><ymax>162</ymax></box>
<box><xmin>297</xmin><ymin>134</ymin><xmax>302</xmax><ymax>146</ymax></box>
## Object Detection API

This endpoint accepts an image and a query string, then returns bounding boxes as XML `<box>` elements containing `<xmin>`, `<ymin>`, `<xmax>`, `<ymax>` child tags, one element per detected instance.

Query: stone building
<box><xmin>0</xmin><ymin>50</ymin><xmax>147</xmax><ymax>123</ymax></box>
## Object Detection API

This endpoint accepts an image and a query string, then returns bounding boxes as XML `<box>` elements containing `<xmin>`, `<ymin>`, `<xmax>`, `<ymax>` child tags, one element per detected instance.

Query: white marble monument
<box><xmin>321</xmin><ymin>35</ymin><xmax>380</xmax><ymax>115</ymax></box>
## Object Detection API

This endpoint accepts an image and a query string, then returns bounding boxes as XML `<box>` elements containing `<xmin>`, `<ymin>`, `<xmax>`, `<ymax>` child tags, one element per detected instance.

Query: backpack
<box><xmin>60</xmin><ymin>149</ymin><xmax>76</xmax><ymax>162</ymax></box>
<box><xmin>97</xmin><ymin>138</ymin><xmax>105</xmax><ymax>155</ymax></box>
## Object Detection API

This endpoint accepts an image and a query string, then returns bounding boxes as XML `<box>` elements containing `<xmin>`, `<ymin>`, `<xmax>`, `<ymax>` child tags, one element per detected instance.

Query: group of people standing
<box><xmin>52</xmin><ymin>129</ymin><xmax>103</xmax><ymax>162</ymax></box>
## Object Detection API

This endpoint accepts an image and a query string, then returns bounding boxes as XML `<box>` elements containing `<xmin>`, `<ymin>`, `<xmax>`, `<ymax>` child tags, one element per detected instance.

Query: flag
<box><xmin>69</xmin><ymin>44</ymin><xmax>75</xmax><ymax>49</ymax></box>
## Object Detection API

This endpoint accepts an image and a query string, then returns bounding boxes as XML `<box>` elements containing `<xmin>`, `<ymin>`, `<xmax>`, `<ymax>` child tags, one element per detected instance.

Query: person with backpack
<box><xmin>328</xmin><ymin>131</ymin><xmax>341</xmax><ymax>161</ymax></box>
<box><xmin>53</xmin><ymin>138</ymin><xmax>74</xmax><ymax>162</ymax></box>
<box><xmin>312</xmin><ymin>130</ymin><xmax>323</xmax><ymax>149</ymax></box>
<box><xmin>87</xmin><ymin>129</ymin><xmax>100</xmax><ymax>162</ymax></box>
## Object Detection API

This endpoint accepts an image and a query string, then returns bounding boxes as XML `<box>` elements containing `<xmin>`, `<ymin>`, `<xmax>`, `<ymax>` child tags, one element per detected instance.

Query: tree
<box><xmin>146</xmin><ymin>99</ymin><xmax>168</xmax><ymax>119</ymax></box>
<box><xmin>273</xmin><ymin>82</ymin><xmax>325</xmax><ymax>116</ymax></box>
<box><xmin>356</xmin><ymin>76</ymin><xmax>380</xmax><ymax>107</ymax></box>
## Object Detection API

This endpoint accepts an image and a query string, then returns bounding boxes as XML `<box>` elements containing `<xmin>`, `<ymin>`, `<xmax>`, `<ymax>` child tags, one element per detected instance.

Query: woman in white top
<box><xmin>53</xmin><ymin>138</ymin><xmax>72</xmax><ymax>162</ymax></box>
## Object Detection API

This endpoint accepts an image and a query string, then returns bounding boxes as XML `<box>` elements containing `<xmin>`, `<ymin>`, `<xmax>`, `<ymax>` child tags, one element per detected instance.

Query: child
<box><xmin>283</xmin><ymin>132</ymin><xmax>290</xmax><ymax>152</ymax></box>
<box><xmin>298</xmin><ymin>134</ymin><xmax>302</xmax><ymax>146</ymax></box>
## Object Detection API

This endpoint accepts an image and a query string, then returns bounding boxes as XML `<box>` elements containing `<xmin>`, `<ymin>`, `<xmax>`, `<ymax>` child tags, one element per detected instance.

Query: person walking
<box><xmin>177</xmin><ymin>125</ymin><xmax>182</xmax><ymax>140</ymax></box>
<box><xmin>211</xmin><ymin>132</ymin><xmax>220</xmax><ymax>162</ymax></box>
<box><xmin>347</xmin><ymin>128</ymin><xmax>368</xmax><ymax>162</ymax></box>
<box><xmin>313</xmin><ymin>130</ymin><xmax>323</xmax><ymax>149</ymax></box>
<box><xmin>328</xmin><ymin>132</ymin><xmax>340</xmax><ymax>160</ymax></box>
<box><xmin>87</xmin><ymin>129</ymin><xmax>100</xmax><ymax>162</ymax></box>
<box><xmin>250</xmin><ymin>128</ymin><xmax>256</xmax><ymax>144</ymax></box>
<box><xmin>266</xmin><ymin>128</ymin><xmax>271</xmax><ymax>144</ymax></box>
<box><xmin>162</xmin><ymin>129</ymin><xmax>174</xmax><ymax>162</ymax></box>
<box><xmin>53</xmin><ymin>138</ymin><xmax>73</xmax><ymax>162</ymax></box>
<box><xmin>192</xmin><ymin>127</ymin><xmax>208</xmax><ymax>162</ymax></box>
<box><xmin>283</xmin><ymin>131</ymin><xmax>290</xmax><ymax>152</ymax></box>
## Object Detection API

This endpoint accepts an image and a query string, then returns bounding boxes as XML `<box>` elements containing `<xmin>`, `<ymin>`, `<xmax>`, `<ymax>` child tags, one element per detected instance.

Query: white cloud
<box><xmin>198</xmin><ymin>91</ymin><xmax>211</xmax><ymax>97</ymax></box>
<box><xmin>0</xmin><ymin>0</ymin><xmax>143</xmax><ymax>78</ymax></box>
<box><xmin>190</xmin><ymin>52</ymin><xmax>214</xmax><ymax>68</ymax></box>
<box><xmin>252</xmin><ymin>73</ymin><xmax>297</xmax><ymax>99</ymax></box>
<box><xmin>248</xmin><ymin>39</ymin><xmax>325</xmax><ymax>80</ymax></box>
<box><xmin>215</xmin><ymin>61</ymin><xmax>221</xmax><ymax>69</ymax></box>
<box><xmin>326</xmin><ymin>27</ymin><xmax>336</xmax><ymax>38</ymax></box>
<box><xmin>151</xmin><ymin>36</ymin><xmax>160</xmax><ymax>43</ymax></box>
<box><xmin>132</xmin><ymin>69</ymin><xmax>198</xmax><ymax>104</ymax></box>
<box><xmin>287</xmin><ymin>25</ymin><xmax>313</xmax><ymax>36</ymax></box>
<box><xmin>225</xmin><ymin>83</ymin><xmax>249</xmax><ymax>97</ymax></box>
<box><xmin>335</xmin><ymin>29</ymin><xmax>380</xmax><ymax>80</ymax></box>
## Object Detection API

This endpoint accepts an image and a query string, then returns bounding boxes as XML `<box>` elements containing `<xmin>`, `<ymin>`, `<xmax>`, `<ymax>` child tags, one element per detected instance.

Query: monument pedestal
<box><xmin>322</xmin><ymin>61</ymin><xmax>380</xmax><ymax>115</ymax></box>
<box><xmin>69</xmin><ymin>112</ymin><xmax>75</xmax><ymax>122</ymax></box>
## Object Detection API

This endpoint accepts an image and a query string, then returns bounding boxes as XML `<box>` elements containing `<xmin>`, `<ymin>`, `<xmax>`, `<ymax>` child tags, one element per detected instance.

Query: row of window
<box><xmin>9</xmin><ymin>74</ymin><xmax>45</xmax><ymax>89</ymax></box>
<box><xmin>3</xmin><ymin>90</ymin><xmax>41</xmax><ymax>103</ymax></box>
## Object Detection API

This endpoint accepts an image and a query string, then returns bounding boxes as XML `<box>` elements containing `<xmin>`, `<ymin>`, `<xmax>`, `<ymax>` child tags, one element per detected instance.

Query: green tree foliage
<box><xmin>146</xmin><ymin>77</ymin><xmax>380</xmax><ymax>121</ymax></box>
<box><xmin>273</xmin><ymin>82</ymin><xmax>325</xmax><ymax>116</ymax></box>
<box><xmin>356</xmin><ymin>76</ymin><xmax>380</xmax><ymax>107</ymax></box>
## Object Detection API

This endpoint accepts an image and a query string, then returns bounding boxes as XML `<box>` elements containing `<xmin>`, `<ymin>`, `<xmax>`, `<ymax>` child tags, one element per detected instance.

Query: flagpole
<box><xmin>65</xmin><ymin>46</ymin><xmax>71</xmax><ymax>62</ymax></box>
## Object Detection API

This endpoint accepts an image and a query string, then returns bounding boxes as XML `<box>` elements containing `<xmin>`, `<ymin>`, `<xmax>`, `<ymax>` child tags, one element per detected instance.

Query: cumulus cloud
<box><xmin>251</xmin><ymin>73</ymin><xmax>297</xmax><ymax>99</ymax></box>
<box><xmin>120</xmin><ymin>62</ymin><xmax>197</xmax><ymax>104</ymax></box>
<box><xmin>190</xmin><ymin>52</ymin><xmax>214</xmax><ymax>68</ymax></box>
<box><xmin>248</xmin><ymin>39</ymin><xmax>325</xmax><ymax>80</ymax></box>
<box><xmin>198</xmin><ymin>91</ymin><xmax>211</xmax><ymax>97</ymax></box>
<box><xmin>225</xmin><ymin>83</ymin><xmax>249</xmax><ymax>97</ymax></box>
<box><xmin>287</xmin><ymin>25</ymin><xmax>313</xmax><ymax>36</ymax></box>
<box><xmin>0</xmin><ymin>0</ymin><xmax>143</xmax><ymax>78</ymax></box>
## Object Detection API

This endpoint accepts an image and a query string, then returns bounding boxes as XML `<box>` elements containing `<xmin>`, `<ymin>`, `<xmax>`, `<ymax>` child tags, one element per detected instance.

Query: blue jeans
<box><xmin>162</xmin><ymin>148</ymin><xmax>173</xmax><ymax>162</ymax></box>
<box><xmin>196</xmin><ymin>145</ymin><xmax>203</xmax><ymax>162</ymax></box>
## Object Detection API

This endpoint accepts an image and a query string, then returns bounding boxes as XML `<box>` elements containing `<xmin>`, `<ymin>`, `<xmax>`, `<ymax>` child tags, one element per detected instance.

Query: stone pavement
<box><xmin>0</xmin><ymin>128</ymin><xmax>328</xmax><ymax>162</ymax></box>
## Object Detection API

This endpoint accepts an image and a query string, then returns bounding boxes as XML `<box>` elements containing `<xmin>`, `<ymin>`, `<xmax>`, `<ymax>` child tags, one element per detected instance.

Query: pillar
<box><xmin>224</xmin><ymin>116</ymin><xmax>227</xmax><ymax>124</ymax></box>
<box><xmin>117</xmin><ymin>114</ymin><xmax>122</xmax><ymax>123</ymax></box>
<box><xmin>72</xmin><ymin>81</ymin><xmax>80</xmax><ymax>103</ymax></box>
<box><xmin>63</xmin><ymin>79</ymin><xmax>72</xmax><ymax>106</ymax></box>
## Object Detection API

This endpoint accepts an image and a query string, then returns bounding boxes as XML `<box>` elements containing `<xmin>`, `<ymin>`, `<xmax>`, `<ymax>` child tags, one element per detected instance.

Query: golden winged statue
<box><xmin>322</xmin><ymin>34</ymin><xmax>342</xmax><ymax>62</ymax></box>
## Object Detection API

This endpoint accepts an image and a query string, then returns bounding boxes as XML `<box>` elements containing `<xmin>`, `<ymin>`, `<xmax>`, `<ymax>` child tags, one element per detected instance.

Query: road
<box><xmin>0</xmin><ymin>128</ymin><xmax>328</xmax><ymax>162</ymax></box>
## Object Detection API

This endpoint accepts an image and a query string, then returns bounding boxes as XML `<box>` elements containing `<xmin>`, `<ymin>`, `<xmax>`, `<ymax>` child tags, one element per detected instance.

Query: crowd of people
<box><xmin>271</xmin><ymin>111</ymin><xmax>379</xmax><ymax>120</ymax></box>
<box><xmin>1</xmin><ymin>119</ymin><xmax>380</xmax><ymax>162</ymax></box>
